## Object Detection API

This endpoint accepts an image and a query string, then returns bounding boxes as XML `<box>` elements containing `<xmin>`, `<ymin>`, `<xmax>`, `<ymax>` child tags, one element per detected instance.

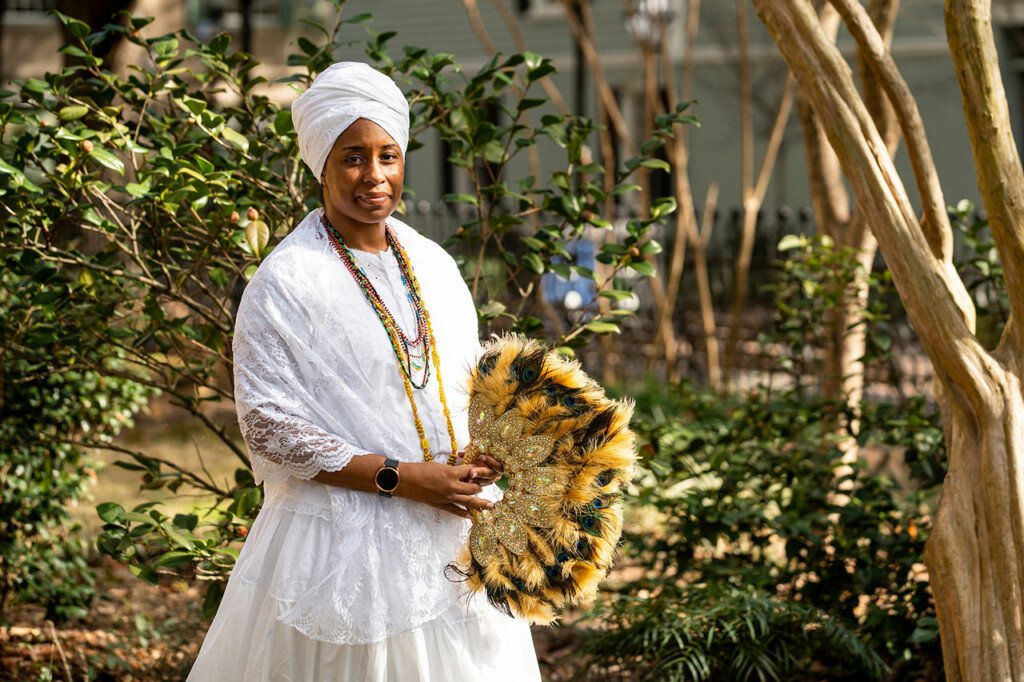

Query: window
<box><xmin>6</xmin><ymin>0</ymin><xmax>57</xmax><ymax>13</ymax></box>
<box><xmin>517</xmin><ymin>0</ymin><xmax>564</xmax><ymax>21</ymax></box>
<box><xmin>189</xmin><ymin>0</ymin><xmax>312</xmax><ymax>29</ymax></box>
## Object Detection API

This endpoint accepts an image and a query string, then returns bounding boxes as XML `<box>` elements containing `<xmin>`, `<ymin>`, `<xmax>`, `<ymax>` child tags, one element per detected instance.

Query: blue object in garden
<box><xmin>543</xmin><ymin>238</ymin><xmax>597</xmax><ymax>309</ymax></box>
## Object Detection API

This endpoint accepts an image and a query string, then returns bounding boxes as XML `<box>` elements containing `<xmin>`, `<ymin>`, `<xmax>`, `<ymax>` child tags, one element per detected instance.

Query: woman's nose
<box><xmin>364</xmin><ymin>157</ymin><xmax>385</xmax><ymax>184</ymax></box>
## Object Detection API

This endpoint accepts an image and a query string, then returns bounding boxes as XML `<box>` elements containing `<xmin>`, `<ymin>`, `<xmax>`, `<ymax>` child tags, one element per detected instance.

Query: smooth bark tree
<box><xmin>794</xmin><ymin>0</ymin><xmax>899</xmax><ymax>463</ymax></box>
<box><xmin>752</xmin><ymin>0</ymin><xmax>1024</xmax><ymax>678</ymax></box>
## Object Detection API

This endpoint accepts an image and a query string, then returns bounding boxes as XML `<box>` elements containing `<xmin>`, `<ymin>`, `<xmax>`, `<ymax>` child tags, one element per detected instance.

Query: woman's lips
<box><xmin>358</xmin><ymin>193</ymin><xmax>390</xmax><ymax>206</ymax></box>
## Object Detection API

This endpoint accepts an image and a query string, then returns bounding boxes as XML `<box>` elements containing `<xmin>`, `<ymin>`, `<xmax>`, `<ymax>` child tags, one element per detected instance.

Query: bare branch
<box><xmin>830</xmin><ymin>0</ymin><xmax>953</xmax><ymax>262</ymax></box>
<box><xmin>945</xmin><ymin>0</ymin><xmax>1024</xmax><ymax>339</ymax></box>
<box><xmin>559</xmin><ymin>0</ymin><xmax>636</xmax><ymax>155</ymax></box>
<box><xmin>462</xmin><ymin>0</ymin><xmax>498</xmax><ymax>54</ymax></box>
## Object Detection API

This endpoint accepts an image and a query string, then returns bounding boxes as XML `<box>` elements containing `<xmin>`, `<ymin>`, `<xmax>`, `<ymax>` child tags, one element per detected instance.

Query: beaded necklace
<box><xmin>321</xmin><ymin>212</ymin><xmax>459</xmax><ymax>466</ymax></box>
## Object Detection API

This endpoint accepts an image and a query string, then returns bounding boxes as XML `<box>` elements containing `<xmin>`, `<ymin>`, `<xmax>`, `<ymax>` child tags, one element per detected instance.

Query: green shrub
<box><xmin>0</xmin><ymin>258</ymin><xmax>150</xmax><ymax>621</ymax></box>
<box><xmin>584</xmin><ymin>584</ymin><xmax>887</xmax><ymax>681</ymax></box>
<box><xmin>590</xmin><ymin>237</ymin><xmax>945</xmax><ymax>679</ymax></box>
<box><xmin>615</xmin><ymin>384</ymin><xmax>942</xmax><ymax>674</ymax></box>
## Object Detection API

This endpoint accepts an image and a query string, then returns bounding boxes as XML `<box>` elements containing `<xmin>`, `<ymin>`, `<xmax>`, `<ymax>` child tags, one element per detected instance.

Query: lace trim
<box><xmin>240</xmin><ymin>406</ymin><xmax>359</xmax><ymax>483</ymax></box>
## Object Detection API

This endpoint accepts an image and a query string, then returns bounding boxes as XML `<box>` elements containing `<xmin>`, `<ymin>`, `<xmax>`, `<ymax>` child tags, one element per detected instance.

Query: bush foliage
<box><xmin>0</xmin><ymin>257</ymin><xmax>150</xmax><ymax>621</ymax></box>
<box><xmin>586</xmin><ymin>240</ymin><xmax>945</xmax><ymax>680</ymax></box>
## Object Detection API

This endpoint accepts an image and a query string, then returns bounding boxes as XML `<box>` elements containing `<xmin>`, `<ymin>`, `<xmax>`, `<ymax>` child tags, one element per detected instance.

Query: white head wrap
<box><xmin>291</xmin><ymin>62</ymin><xmax>410</xmax><ymax>182</ymax></box>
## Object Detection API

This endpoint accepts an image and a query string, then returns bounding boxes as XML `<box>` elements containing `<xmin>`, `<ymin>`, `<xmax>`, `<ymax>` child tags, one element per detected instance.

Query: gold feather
<box><xmin>456</xmin><ymin>334</ymin><xmax>637</xmax><ymax>624</ymax></box>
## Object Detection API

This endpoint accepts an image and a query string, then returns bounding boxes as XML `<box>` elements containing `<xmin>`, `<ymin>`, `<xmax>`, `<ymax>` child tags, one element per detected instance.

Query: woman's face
<box><xmin>321</xmin><ymin>118</ymin><xmax>404</xmax><ymax>233</ymax></box>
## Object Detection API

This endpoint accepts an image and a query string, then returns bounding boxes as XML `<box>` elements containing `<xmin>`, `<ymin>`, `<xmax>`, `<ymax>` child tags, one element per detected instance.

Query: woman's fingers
<box><xmin>451</xmin><ymin>478</ymin><xmax>483</xmax><ymax>496</ymax></box>
<box><xmin>467</xmin><ymin>466</ymin><xmax>496</xmax><ymax>481</ymax></box>
<box><xmin>433</xmin><ymin>503</ymin><xmax>470</xmax><ymax>519</ymax></box>
<box><xmin>478</xmin><ymin>454</ymin><xmax>505</xmax><ymax>473</ymax></box>
<box><xmin>453</xmin><ymin>494</ymin><xmax>494</xmax><ymax>511</ymax></box>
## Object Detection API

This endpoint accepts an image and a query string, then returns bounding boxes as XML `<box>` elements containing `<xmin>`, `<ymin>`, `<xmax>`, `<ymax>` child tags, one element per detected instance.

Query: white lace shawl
<box><xmin>230</xmin><ymin>209</ymin><xmax>489</xmax><ymax>644</ymax></box>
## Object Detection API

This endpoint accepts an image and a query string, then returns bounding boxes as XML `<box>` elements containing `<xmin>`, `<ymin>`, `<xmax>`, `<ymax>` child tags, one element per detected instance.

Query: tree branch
<box><xmin>751</xmin><ymin>0</ymin><xmax>986</xmax><ymax>409</ymax></box>
<box><xmin>945</xmin><ymin>0</ymin><xmax>1024</xmax><ymax>342</ymax></box>
<box><xmin>559</xmin><ymin>0</ymin><xmax>635</xmax><ymax>155</ymax></box>
<box><xmin>831</xmin><ymin>0</ymin><xmax>953</xmax><ymax>262</ymax></box>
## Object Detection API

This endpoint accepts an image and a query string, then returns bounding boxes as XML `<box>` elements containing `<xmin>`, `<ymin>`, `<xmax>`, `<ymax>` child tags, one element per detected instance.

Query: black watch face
<box><xmin>376</xmin><ymin>467</ymin><xmax>399</xmax><ymax>492</ymax></box>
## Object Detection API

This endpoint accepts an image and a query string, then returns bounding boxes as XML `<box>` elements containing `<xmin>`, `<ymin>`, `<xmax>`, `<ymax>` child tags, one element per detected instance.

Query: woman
<box><xmin>187</xmin><ymin>62</ymin><xmax>542</xmax><ymax>681</ymax></box>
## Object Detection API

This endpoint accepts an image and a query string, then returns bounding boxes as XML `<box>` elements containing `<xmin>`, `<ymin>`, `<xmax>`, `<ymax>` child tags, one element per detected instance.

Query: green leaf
<box><xmin>172</xmin><ymin>513</ymin><xmax>198</xmax><ymax>530</ymax></box>
<box><xmin>152</xmin><ymin>37</ymin><xmax>179</xmax><ymax>59</ymax></box>
<box><xmin>650</xmin><ymin>196</ymin><xmax>678</xmax><ymax>220</ymax></box>
<box><xmin>125</xmin><ymin>182</ymin><xmax>149</xmax><ymax>198</ymax></box>
<box><xmin>59</xmin><ymin>14</ymin><xmax>91</xmax><ymax>38</ymax></box>
<box><xmin>154</xmin><ymin>551</ymin><xmax>194</xmax><ymax>569</ymax></box>
<box><xmin>479</xmin><ymin>300</ymin><xmax>506</xmax><ymax>319</ymax></box>
<box><xmin>522</xmin><ymin>253</ymin><xmax>544</xmax><ymax>273</ymax></box>
<box><xmin>630</xmin><ymin>260</ymin><xmax>657</xmax><ymax>277</ymax></box>
<box><xmin>640</xmin><ymin>158</ymin><xmax>671</xmax><ymax>172</ymax></box>
<box><xmin>208</xmin><ymin>32</ymin><xmax>231</xmax><ymax>55</ymax></box>
<box><xmin>129</xmin><ymin>563</ymin><xmax>159</xmax><ymax>585</ymax></box>
<box><xmin>88</xmin><ymin>148</ymin><xmax>125</xmax><ymax>175</ymax></box>
<box><xmin>584</xmin><ymin>320</ymin><xmax>621</xmax><ymax>334</ymax></box>
<box><xmin>777</xmin><ymin>234</ymin><xmax>807</xmax><ymax>252</ymax></box>
<box><xmin>442</xmin><ymin>193</ymin><xmax>478</xmax><ymax>206</ymax></box>
<box><xmin>549</xmin><ymin>263</ymin><xmax>571</xmax><ymax>280</ymax></box>
<box><xmin>482</xmin><ymin>140</ymin><xmax>507</xmax><ymax>164</ymax></box>
<box><xmin>221</xmin><ymin>126</ymin><xmax>250</xmax><ymax>153</ymax></box>
<box><xmin>0</xmin><ymin>158</ymin><xmax>25</xmax><ymax>180</ymax></box>
<box><xmin>274</xmin><ymin>110</ymin><xmax>294</xmax><ymax>135</ymax></box>
<box><xmin>202</xmin><ymin>581</ymin><xmax>226</xmax><ymax>619</ymax></box>
<box><xmin>523</xmin><ymin>52</ymin><xmax>544</xmax><ymax>70</ymax></box>
<box><xmin>59</xmin><ymin>105</ymin><xmax>89</xmax><ymax>121</ymax></box>
<box><xmin>195</xmin><ymin>156</ymin><xmax>214</xmax><ymax>174</ymax></box>
<box><xmin>518</xmin><ymin>98</ymin><xmax>546</xmax><ymax>111</ymax></box>
<box><xmin>97</xmin><ymin>502</ymin><xmax>125</xmax><ymax>523</ymax></box>
<box><xmin>600</xmin><ymin>289</ymin><xmax>635</xmax><ymax>301</ymax></box>
<box><xmin>640</xmin><ymin>239</ymin><xmax>663</xmax><ymax>255</ymax></box>
<box><xmin>610</xmin><ymin>183</ymin><xmax>642</xmax><ymax>197</ymax></box>
<box><xmin>245</xmin><ymin>220</ymin><xmax>270</xmax><ymax>259</ymax></box>
<box><xmin>527</xmin><ymin>63</ymin><xmax>557</xmax><ymax>81</ymax></box>
<box><xmin>23</xmin><ymin>78</ymin><xmax>49</xmax><ymax>94</ymax></box>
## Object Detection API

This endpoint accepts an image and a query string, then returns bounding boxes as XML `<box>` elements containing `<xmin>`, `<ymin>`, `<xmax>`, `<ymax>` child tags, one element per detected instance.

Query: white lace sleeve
<box><xmin>239</xmin><ymin>405</ymin><xmax>364</xmax><ymax>483</ymax></box>
<box><xmin>232</xmin><ymin>258</ymin><xmax>371</xmax><ymax>486</ymax></box>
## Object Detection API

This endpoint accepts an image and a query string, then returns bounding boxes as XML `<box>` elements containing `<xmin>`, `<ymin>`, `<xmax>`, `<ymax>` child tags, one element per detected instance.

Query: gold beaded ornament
<box><xmin>455</xmin><ymin>335</ymin><xmax>637</xmax><ymax>624</ymax></box>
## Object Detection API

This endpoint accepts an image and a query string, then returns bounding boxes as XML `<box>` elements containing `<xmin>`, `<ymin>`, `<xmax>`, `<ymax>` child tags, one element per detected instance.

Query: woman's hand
<box><xmin>396</xmin><ymin>461</ymin><xmax>497</xmax><ymax>519</ymax></box>
<box><xmin>462</xmin><ymin>453</ymin><xmax>504</xmax><ymax>486</ymax></box>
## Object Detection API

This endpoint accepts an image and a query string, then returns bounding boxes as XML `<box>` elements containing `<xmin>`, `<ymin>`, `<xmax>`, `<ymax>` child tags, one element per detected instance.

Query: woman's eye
<box><xmin>345</xmin><ymin>156</ymin><xmax>363</xmax><ymax>164</ymax></box>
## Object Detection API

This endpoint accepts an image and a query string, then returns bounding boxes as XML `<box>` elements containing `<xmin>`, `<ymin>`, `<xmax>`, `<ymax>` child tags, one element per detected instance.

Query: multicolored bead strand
<box><xmin>321</xmin><ymin>213</ymin><xmax>459</xmax><ymax>466</ymax></box>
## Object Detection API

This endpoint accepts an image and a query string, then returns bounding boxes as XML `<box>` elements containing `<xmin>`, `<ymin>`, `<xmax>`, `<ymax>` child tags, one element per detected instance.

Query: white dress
<box><xmin>187</xmin><ymin>210</ymin><xmax>541</xmax><ymax>681</ymax></box>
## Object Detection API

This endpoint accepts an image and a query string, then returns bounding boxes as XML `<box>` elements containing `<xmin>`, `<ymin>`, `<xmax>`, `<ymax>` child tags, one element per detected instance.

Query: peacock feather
<box><xmin>456</xmin><ymin>334</ymin><xmax>637</xmax><ymax>624</ymax></box>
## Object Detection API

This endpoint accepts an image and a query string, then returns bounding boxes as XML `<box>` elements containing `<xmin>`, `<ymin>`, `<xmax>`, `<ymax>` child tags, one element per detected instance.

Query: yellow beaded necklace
<box><xmin>323</xmin><ymin>215</ymin><xmax>460</xmax><ymax>466</ymax></box>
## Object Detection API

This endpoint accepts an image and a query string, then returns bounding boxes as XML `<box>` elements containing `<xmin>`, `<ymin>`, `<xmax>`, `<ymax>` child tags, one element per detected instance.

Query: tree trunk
<box><xmin>927</xmin><ymin>367</ymin><xmax>1024</xmax><ymax>680</ymax></box>
<box><xmin>751</xmin><ymin>0</ymin><xmax>1024</xmax><ymax>678</ymax></box>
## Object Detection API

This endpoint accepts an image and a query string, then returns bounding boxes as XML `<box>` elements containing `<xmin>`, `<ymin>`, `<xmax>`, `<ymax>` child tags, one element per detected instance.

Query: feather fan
<box><xmin>455</xmin><ymin>334</ymin><xmax>636</xmax><ymax>624</ymax></box>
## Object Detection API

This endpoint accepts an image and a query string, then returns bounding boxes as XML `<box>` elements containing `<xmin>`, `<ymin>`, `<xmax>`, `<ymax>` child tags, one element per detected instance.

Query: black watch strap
<box><xmin>376</xmin><ymin>457</ymin><xmax>400</xmax><ymax>498</ymax></box>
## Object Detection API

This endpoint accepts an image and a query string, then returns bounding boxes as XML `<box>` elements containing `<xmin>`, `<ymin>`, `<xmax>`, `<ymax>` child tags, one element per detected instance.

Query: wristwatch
<box><xmin>375</xmin><ymin>457</ymin><xmax>400</xmax><ymax>498</ymax></box>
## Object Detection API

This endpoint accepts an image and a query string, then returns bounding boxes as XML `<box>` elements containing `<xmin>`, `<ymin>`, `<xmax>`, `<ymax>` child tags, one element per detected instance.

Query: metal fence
<box><xmin>401</xmin><ymin>200</ymin><xmax>937</xmax><ymax>393</ymax></box>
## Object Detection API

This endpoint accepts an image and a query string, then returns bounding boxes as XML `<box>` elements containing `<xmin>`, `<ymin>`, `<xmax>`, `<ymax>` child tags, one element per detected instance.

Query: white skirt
<box><xmin>186</xmin><ymin>501</ymin><xmax>541</xmax><ymax>682</ymax></box>
<box><xmin>187</xmin><ymin>580</ymin><xmax>541</xmax><ymax>681</ymax></box>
